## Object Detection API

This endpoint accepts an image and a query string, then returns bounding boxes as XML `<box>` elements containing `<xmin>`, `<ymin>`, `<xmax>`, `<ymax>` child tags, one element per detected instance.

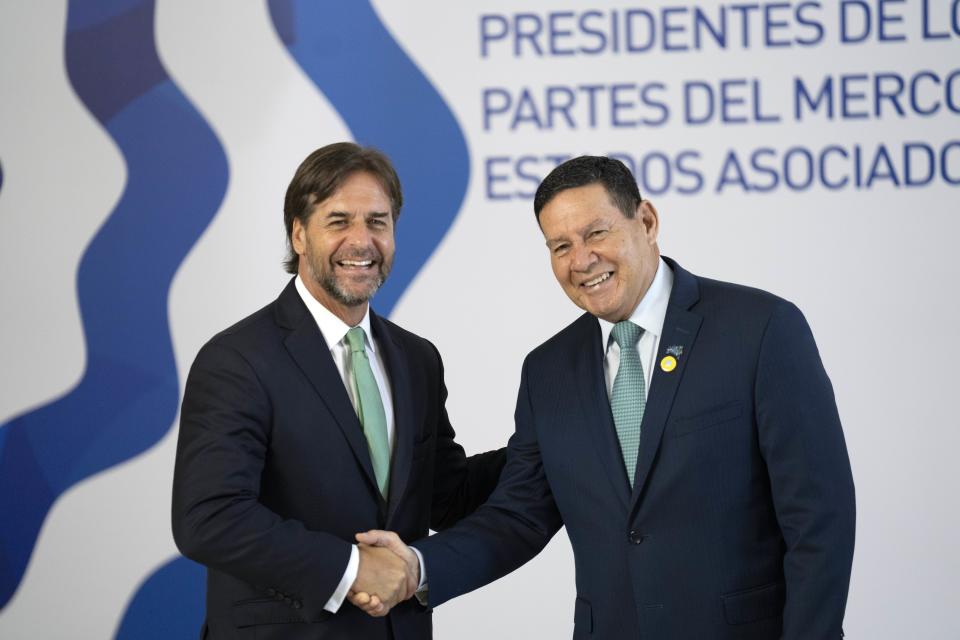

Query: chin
<box><xmin>587</xmin><ymin>297</ymin><xmax>613</xmax><ymax>315</ymax></box>
<box><xmin>345</xmin><ymin>288</ymin><xmax>377</xmax><ymax>303</ymax></box>
<box><xmin>584</xmin><ymin>305</ymin><xmax>608</xmax><ymax>319</ymax></box>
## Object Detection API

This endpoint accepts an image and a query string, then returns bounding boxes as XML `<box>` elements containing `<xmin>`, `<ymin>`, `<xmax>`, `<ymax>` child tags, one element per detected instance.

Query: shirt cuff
<box><xmin>411</xmin><ymin>545</ymin><xmax>428</xmax><ymax>606</ymax></box>
<box><xmin>323</xmin><ymin>544</ymin><xmax>359</xmax><ymax>613</ymax></box>
<box><xmin>411</xmin><ymin>545</ymin><xmax>427</xmax><ymax>589</ymax></box>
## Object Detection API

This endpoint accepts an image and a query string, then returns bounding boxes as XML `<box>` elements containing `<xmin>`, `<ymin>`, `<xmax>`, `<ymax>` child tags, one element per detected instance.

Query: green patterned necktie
<box><xmin>610</xmin><ymin>321</ymin><xmax>646</xmax><ymax>487</ymax></box>
<box><xmin>345</xmin><ymin>327</ymin><xmax>390</xmax><ymax>498</ymax></box>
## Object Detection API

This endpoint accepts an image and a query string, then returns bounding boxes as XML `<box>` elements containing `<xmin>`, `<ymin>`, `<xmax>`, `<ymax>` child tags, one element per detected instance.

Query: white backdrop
<box><xmin>1</xmin><ymin>1</ymin><xmax>958</xmax><ymax>638</ymax></box>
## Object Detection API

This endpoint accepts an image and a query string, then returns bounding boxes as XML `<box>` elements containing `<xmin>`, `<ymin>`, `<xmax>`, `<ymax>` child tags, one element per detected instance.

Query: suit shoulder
<box><xmin>375</xmin><ymin>315</ymin><xmax>441</xmax><ymax>363</ymax></box>
<box><xmin>694</xmin><ymin>275</ymin><xmax>798</xmax><ymax>318</ymax></box>
<box><xmin>197</xmin><ymin>300</ymin><xmax>282</xmax><ymax>359</ymax></box>
<box><xmin>691</xmin><ymin>275</ymin><xmax>815</xmax><ymax>352</ymax></box>
<box><xmin>524</xmin><ymin>313</ymin><xmax>596</xmax><ymax>368</ymax></box>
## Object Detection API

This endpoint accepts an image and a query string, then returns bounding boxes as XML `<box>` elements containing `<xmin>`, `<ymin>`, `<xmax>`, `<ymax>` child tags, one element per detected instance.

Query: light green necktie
<box><xmin>345</xmin><ymin>327</ymin><xmax>390</xmax><ymax>497</ymax></box>
<box><xmin>610</xmin><ymin>321</ymin><xmax>646</xmax><ymax>487</ymax></box>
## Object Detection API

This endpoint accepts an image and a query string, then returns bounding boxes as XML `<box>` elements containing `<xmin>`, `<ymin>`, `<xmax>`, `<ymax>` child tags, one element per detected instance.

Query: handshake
<box><xmin>348</xmin><ymin>530</ymin><xmax>420</xmax><ymax>617</ymax></box>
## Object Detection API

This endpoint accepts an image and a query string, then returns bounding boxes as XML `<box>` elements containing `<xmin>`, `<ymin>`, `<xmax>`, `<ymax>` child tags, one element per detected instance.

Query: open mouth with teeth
<box><xmin>581</xmin><ymin>271</ymin><xmax>613</xmax><ymax>290</ymax></box>
<box><xmin>336</xmin><ymin>259</ymin><xmax>376</xmax><ymax>270</ymax></box>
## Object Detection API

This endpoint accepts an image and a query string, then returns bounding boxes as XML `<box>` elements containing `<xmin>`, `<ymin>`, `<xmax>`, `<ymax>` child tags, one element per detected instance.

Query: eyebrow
<box><xmin>323</xmin><ymin>210</ymin><xmax>391</xmax><ymax>219</ymax></box>
<box><xmin>545</xmin><ymin>218</ymin><xmax>606</xmax><ymax>246</ymax></box>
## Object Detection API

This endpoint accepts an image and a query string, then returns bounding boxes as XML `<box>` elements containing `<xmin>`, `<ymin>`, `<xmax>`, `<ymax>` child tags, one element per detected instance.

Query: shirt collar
<box><xmin>598</xmin><ymin>257</ymin><xmax>674</xmax><ymax>351</ymax></box>
<box><xmin>295</xmin><ymin>275</ymin><xmax>376</xmax><ymax>353</ymax></box>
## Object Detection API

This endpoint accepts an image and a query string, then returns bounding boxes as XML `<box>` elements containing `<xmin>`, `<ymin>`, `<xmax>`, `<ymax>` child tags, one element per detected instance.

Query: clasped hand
<box><xmin>348</xmin><ymin>530</ymin><xmax>418</xmax><ymax>617</ymax></box>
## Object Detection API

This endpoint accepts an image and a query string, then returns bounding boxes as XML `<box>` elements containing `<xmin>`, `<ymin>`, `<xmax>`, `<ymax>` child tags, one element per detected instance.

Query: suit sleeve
<box><xmin>426</xmin><ymin>344</ymin><xmax>507</xmax><ymax>531</ymax></box>
<box><xmin>416</xmin><ymin>356</ymin><xmax>563</xmax><ymax>606</ymax></box>
<box><xmin>755</xmin><ymin>301</ymin><xmax>855</xmax><ymax>639</ymax></box>
<box><xmin>171</xmin><ymin>341</ymin><xmax>352</xmax><ymax>617</ymax></box>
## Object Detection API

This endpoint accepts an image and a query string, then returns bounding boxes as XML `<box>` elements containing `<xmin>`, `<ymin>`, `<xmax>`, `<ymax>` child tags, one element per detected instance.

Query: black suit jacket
<box><xmin>172</xmin><ymin>279</ymin><xmax>505</xmax><ymax>639</ymax></box>
<box><xmin>418</xmin><ymin>258</ymin><xmax>855</xmax><ymax>639</ymax></box>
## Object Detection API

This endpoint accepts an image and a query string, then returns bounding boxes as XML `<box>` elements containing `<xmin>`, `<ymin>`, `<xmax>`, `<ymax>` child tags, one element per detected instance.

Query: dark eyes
<box><xmin>552</xmin><ymin>229</ymin><xmax>607</xmax><ymax>256</ymax></box>
<box><xmin>326</xmin><ymin>217</ymin><xmax>387</xmax><ymax>228</ymax></box>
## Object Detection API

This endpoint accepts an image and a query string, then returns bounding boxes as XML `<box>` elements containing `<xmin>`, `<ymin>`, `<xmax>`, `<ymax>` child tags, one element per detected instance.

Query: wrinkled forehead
<box><xmin>309</xmin><ymin>171</ymin><xmax>393</xmax><ymax>213</ymax></box>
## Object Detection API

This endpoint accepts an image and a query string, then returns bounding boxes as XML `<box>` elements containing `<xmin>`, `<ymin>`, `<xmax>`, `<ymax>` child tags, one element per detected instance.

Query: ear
<box><xmin>291</xmin><ymin>217</ymin><xmax>306</xmax><ymax>256</ymax></box>
<box><xmin>637</xmin><ymin>200</ymin><xmax>659</xmax><ymax>244</ymax></box>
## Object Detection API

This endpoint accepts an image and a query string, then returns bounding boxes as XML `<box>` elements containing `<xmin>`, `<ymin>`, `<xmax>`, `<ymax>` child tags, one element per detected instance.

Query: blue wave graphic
<box><xmin>117</xmin><ymin>1</ymin><xmax>471</xmax><ymax>633</ymax></box>
<box><xmin>115</xmin><ymin>557</ymin><xmax>205</xmax><ymax>640</ymax></box>
<box><xmin>268</xmin><ymin>0</ymin><xmax>470</xmax><ymax>315</ymax></box>
<box><xmin>0</xmin><ymin>0</ymin><xmax>228</xmax><ymax>616</ymax></box>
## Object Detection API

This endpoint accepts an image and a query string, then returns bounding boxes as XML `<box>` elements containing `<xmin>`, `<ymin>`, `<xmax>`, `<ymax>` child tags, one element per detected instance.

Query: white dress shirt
<box><xmin>295</xmin><ymin>276</ymin><xmax>397</xmax><ymax>613</ymax></box>
<box><xmin>597</xmin><ymin>258</ymin><xmax>674</xmax><ymax>400</ymax></box>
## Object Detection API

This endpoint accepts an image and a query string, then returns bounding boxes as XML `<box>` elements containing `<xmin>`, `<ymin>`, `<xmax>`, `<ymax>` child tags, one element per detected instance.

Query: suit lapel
<box><xmin>629</xmin><ymin>259</ymin><xmax>702</xmax><ymax>515</ymax></box>
<box><xmin>371</xmin><ymin>313</ymin><xmax>415</xmax><ymax>525</ymax></box>
<box><xmin>276</xmin><ymin>280</ymin><xmax>379</xmax><ymax>496</ymax></box>
<box><xmin>574</xmin><ymin>315</ymin><xmax>632</xmax><ymax>511</ymax></box>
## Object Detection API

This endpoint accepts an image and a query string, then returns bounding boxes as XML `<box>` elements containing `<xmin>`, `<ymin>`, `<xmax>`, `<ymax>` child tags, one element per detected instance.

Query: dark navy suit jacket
<box><xmin>418</xmin><ymin>258</ymin><xmax>855</xmax><ymax>639</ymax></box>
<box><xmin>172</xmin><ymin>279</ymin><xmax>505</xmax><ymax>640</ymax></box>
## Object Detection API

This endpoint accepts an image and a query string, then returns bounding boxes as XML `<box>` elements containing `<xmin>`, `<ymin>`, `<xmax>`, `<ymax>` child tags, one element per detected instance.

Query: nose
<box><xmin>344</xmin><ymin>220</ymin><xmax>374</xmax><ymax>248</ymax></box>
<box><xmin>569</xmin><ymin>243</ymin><xmax>597</xmax><ymax>273</ymax></box>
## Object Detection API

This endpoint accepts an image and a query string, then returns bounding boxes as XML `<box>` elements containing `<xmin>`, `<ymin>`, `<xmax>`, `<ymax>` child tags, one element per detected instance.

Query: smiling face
<box><xmin>539</xmin><ymin>183</ymin><xmax>660</xmax><ymax>323</ymax></box>
<box><xmin>291</xmin><ymin>171</ymin><xmax>395</xmax><ymax>325</ymax></box>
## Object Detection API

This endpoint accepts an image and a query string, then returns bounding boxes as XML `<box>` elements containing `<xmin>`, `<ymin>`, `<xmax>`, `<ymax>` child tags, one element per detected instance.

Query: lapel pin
<box><xmin>660</xmin><ymin>355</ymin><xmax>677</xmax><ymax>373</ymax></box>
<box><xmin>661</xmin><ymin>345</ymin><xmax>682</xmax><ymax>373</ymax></box>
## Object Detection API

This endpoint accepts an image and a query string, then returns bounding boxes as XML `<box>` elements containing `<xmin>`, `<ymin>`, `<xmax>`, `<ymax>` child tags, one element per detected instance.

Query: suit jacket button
<box><xmin>628</xmin><ymin>530</ymin><xmax>644</xmax><ymax>545</ymax></box>
<box><xmin>292</xmin><ymin>600</ymin><xmax>303</xmax><ymax>609</ymax></box>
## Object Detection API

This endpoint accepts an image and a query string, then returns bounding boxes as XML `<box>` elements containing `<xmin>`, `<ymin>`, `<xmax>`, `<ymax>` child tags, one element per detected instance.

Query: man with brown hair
<box><xmin>172</xmin><ymin>142</ymin><xmax>504</xmax><ymax>639</ymax></box>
